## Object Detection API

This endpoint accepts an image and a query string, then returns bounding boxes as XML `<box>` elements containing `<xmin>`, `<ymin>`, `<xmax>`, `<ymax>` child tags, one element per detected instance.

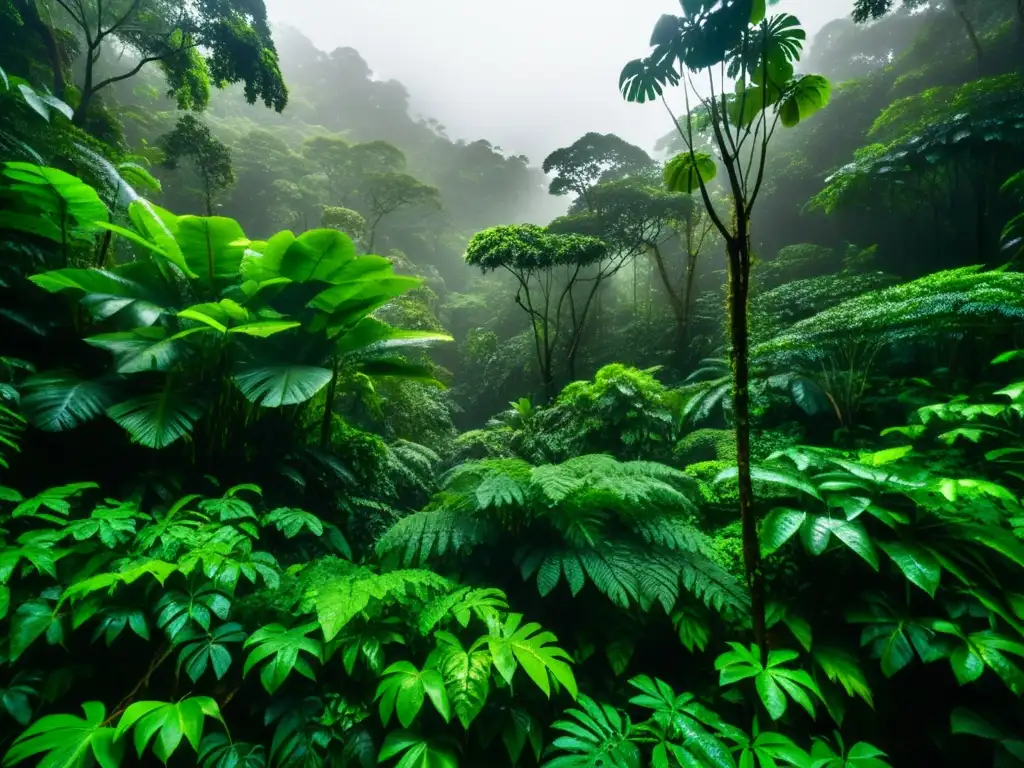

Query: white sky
<box><xmin>265</xmin><ymin>0</ymin><xmax>850</xmax><ymax>163</ymax></box>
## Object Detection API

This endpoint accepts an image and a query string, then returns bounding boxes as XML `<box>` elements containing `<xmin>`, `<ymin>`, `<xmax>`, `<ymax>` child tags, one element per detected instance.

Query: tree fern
<box><xmin>375</xmin><ymin>506</ymin><xmax>496</xmax><ymax>566</ymax></box>
<box><xmin>378</xmin><ymin>455</ymin><xmax>746</xmax><ymax>617</ymax></box>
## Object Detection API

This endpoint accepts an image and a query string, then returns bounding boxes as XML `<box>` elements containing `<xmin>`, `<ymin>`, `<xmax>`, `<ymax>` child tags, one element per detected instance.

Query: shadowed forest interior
<box><xmin>2</xmin><ymin>0</ymin><xmax>1024</xmax><ymax>766</ymax></box>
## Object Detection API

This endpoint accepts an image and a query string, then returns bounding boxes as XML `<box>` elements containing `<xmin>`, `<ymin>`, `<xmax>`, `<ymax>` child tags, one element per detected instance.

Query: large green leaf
<box><xmin>127</xmin><ymin>200</ymin><xmax>191</xmax><ymax>276</ymax></box>
<box><xmin>2</xmin><ymin>701</ymin><xmax>124</xmax><ymax>768</ymax></box>
<box><xmin>114</xmin><ymin>697</ymin><xmax>224</xmax><ymax>764</ymax></box>
<box><xmin>375</xmin><ymin>660</ymin><xmax>451</xmax><ymax>728</ymax></box>
<box><xmin>760</xmin><ymin>508</ymin><xmax>806</xmax><ymax>556</ymax></box>
<box><xmin>240</xmin><ymin>230</ymin><xmax>295</xmax><ymax>283</ymax></box>
<box><xmin>778</xmin><ymin>75</ymin><xmax>831</xmax><ymax>127</ymax></box>
<box><xmin>20</xmin><ymin>373</ymin><xmax>115</xmax><ymax>432</ymax></box>
<box><xmin>715</xmin><ymin>643</ymin><xmax>823</xmax><ymax>721</ymax></box>
<box><xmin>3</xmin><ymin>162</ymin><xmax>108</xmax><ymax>233</ymax></box>
<box><xmin>877</xmin><ymin>541</ymin><xmax>940</xmax><ymax>597</ymax></box>
<box><xmin>175</xmin><ymin>216</ymin><xmax>246</xmax><ymax>290</ymax></box>
<box><xmin>233</xmin><ymin>365</ymin><xmax>333</xmax><ymax>407</ymax></box>
<box><xmin>10</xmin><ymin>599</ymin><xmax>62</xmax><ymax>661</ymax></box>
<box><xmin>543</xmin><ymin>695</ymin><xmax>639</xmax><ymax>768</ymax></box>
<box><xmin>434</xmin><ymin>632</ymin><xmax>491</xmax><ymax>729</ymax></box>
<box><xmin>486</xmin><ymin>613</ymin><xmax>577</xmax><ymax>698</ymax></box>
<box><xmin>242</xmin><ymin>623</ymin><xmax>322</xmax><ymax>694</ymax></box>
<box><xmin>336</xmin><ymin>317</ymin><xmax>452</xmax><ymax>357</ymax></box>
<box><xmin>85</xmin><ymin>328</ymin><xmax>190</xmax><ymax>373</ymax></box>
<box><xmin>106</xmin><ymin>385</ymin><xmax>205</xmax><ymax>448</ymax></box>
<box><xmin>664</xmin><ymin>152</ymin><xmax>717</xmax><ymax>194</ymax></box>
<box><xmin>279</xmin><ymin>229</ymin><xmax>357</xmax><ymax>283</ymax></box>
<box><xmin>309</xmin><ymin>276</ymin><xmax>423</xmax><ymax>335</ymax></box>
<box><xmin>378</xmin><ymin>731</ymin><xmax>458</xmax><ymax>768</ymax></box>
<box><xmin>29</xmin><ymin>267</ymin><xmax>148</xmax><ymax>298</ymax></box>
<box><xmin>177</xmin><ymin>623</ymin><xmax>247</xmax><ymax>682</ymax></box>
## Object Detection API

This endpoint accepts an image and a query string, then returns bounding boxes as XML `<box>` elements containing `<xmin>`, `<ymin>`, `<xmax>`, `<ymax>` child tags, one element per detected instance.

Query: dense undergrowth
<box><xmin>2</xmin><ymin>0</ymin><xmax>1024</xmax><ymax>766</ymax></box>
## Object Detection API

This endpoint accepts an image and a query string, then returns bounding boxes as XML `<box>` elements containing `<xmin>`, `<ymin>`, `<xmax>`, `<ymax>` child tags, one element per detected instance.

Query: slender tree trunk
<box><xmin>727</xmin><ymin>229</ymin><xmax>767</xmax><ymax>664</ymax></box>
<box><xmin>650</xmin><ymin>243</ymin><xmax>686</xmax><ymax>328</ymax></box>
<box><xmin>319</xmin><ymin>359</ymin><xmax>339</xmax><ymax>448</ymax></box>
<box><xmin>566</xmin><ymin>275</ymin><xmax>604</xmax><ymax>382</ymax></box>
<box><xmin>73</xmin><ymin>51</ymin><xmax>96</xmax><ymax>126</ymax></box>
<box><xmin>951</xmin><ymin>0</ymin><xmax>984</xmax><ymax>65</ymax></box>
<box><xmin>683</xmin><ymin>251</ymin><xmax>699</xmax><ymax>342</ymax></box>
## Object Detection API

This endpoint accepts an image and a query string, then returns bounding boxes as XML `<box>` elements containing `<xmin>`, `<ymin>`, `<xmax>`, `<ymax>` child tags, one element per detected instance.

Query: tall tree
<box><xmin>556</xmin><ymin>178</ymin><xmax>714</xmax><ymax>346</ymax></box>
<box><xmin>621</xmin><ymin>0</ymin><xmax>831</xmax><ymax>658</ymax></box>
<box><xmin>851</xmin><ymin>0</ymin><xmax>1013</xmax><ymax>60</ymax></box>
<box><xmin>465</xmin><ymin>224</ymin><xmax>607</xmax><ymax>399</ymax></box>
<box><xmin>159</xmin><ymin>114</ymin><xmax>234</xmax><ymax>216</ymax></box>
<box><xmin>43</xmin><ymin>0</ymin><xmax>288</xmax><ymax>124</ymax></box>
<box><xmin>301</xmin><ymin>135</ymin><xmax>353</xmax><ymax>204</ymax></box>
<box><xmin>361</xmin><ymin>172</ymin><xmax>441</xmax><ymax>251</ymax></box>
<box><xmin>542</xmin><ymin>132</ymin><xmax>657</xmax><ymax>210</ymax></box>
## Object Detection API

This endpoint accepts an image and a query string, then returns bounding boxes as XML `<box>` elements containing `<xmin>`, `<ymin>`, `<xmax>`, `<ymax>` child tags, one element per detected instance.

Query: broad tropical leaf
<box><xmin>2</xmin><ymin>701</ymin><xmax>123</xmax><ymax>767</ymax></box>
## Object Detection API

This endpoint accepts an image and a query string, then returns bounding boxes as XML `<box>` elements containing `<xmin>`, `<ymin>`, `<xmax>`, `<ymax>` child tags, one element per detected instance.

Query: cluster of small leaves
<box><xmin>756</xmin><ymin>266</ymin><xmax>1024</xmax><ymax>362</ymax></box>
<box><xmin>0</xmin><ymin>473</ymin><xmax>582</xmax><ymax>767</ymax></box>
<box><xmin>811</xmin><ymin>74</ymin><xmax>1024</xmax><ymax>214</ymax></box>
<box><xmin>464</xmin><ymin>224</ymin><xmax>607</xmax><ymax>273</ymax></box>
<box><xmin>543</xmin><ymin>674</ymin><xmax>891</xmax><ymax>768</ymax></box>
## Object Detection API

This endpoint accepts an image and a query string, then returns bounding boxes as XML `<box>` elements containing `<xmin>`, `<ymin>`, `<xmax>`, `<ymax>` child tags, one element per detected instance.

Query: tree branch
<box><xmin>91</xmin><ymin>42</ymin><xmax>197</xmax><ymax>93</ymax></box>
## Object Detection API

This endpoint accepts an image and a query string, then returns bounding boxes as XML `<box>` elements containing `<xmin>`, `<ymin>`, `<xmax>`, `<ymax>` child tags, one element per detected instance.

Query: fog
<box><xmin>264</xmin><ymin>0</ymin><xmax>851</xmax><ymax>163</ymax></box>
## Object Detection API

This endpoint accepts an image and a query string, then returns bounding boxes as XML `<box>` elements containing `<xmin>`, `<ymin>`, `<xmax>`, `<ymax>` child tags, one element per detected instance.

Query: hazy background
<box><xmin>264</xmin><ymin>0</ymin><xmax>850</xmax><ymax>163</ymax></box>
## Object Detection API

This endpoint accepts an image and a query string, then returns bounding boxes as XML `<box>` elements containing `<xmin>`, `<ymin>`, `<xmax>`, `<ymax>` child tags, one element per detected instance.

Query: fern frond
<box><xmin>578</xmin><ymin>548</ymin><xmax>642</xmax><ymax>610</ymax></box>
<box><xmin>632</xmin><ymin>515</ymin><xmax>707</xmax><ymax>552</ymax></box>
<box><xmin>670</xmin><ymin>548</ymin><xmax>750</xmax><ymax>616</ymax></box>
<box><xmin>374</xmin><ymin>505</ymin><xmax>496</xmax><ymax>566</ymax></box>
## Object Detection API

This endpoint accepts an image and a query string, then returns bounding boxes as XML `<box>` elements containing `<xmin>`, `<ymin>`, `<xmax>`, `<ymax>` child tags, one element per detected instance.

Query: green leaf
<box><xmin>813</xmin><ymin>646</ymin><xmax>874</xmax><ymax>708</ymax></box>
<box><xmin>114</xmin><ymin>697</ymin><xmax>224</xmax><ymax>764</ymax></box>
<box><xmin>20</xmin><ymin>373</ymin><xmax>114</xmax><ymax>432</ymax></box>
<box><xmin>3</xmin><ymin>701</ymin><xmax>124</xmax><ymax>768</ymax></box>
<box><xmin>487</xmin><ymin>613</ymin><xmax>577</xmax><ymax>699</ymax></box>
<box><xmin>755</xmin><ymin>674</ymin><xmax>787</xmax><ymax>721</ymax></box>
<box><xmin>177</xmin><ymin>623</ymin><xmax>246</xmax><ymax>682</ymax></box>
<box><xmin>376</xmin><ymin>660</ymin><xmax>452</xmax><ymax>728</ymax></box>
<box><xmin>664</xmin><ymin>152</ymin><xmax>717</xmax><ymax>194</ymax></box>
<box><xmin>242</xmin><ymin>623</ymin><xmax>322</xmax><ymax>695</ymax></box>
<box><xmin>715</xmin><ymin>643</ymin><xmax>822</xmax><ymax>722</ymax></box>
<box><xmin>830</xmin><ymin>519</ymin><xmax>879</xmax><ymax>570</ymax></box>
<box><xmin>10</xmin><ymin>599</ymin><xmax>60</xmax><ymax>661</ymax></box>
<box><xmin>175</xmin><ymin>216</ymin><xmax>246</xmax><ymax>290</ymax></box>
<box><xmin>715</xmin><ymin>464</ymin><xmax>821</xmax><ymax>499</ymax></box>
<box><xmin>233</xmin><ymin>365</ymin><xmax>333</xmax><ymax>407</ymax></box>
<box><xmin>377</xmin><ymin>730</ymin><xmax>458</xmax><ymax>768</ymax></box>
<box><xmin>778</xmin><ymin>75</ymin><xmax>831</xmax><ymax>127</ymax></box>
<box><xmin>279</xmin><ymin>228</ymin><xmax>357</xmax><ymax>282</ymax></box>
<box><xmin>760</xmin><ymin>508</ymin><xmax>805</xmax><ymax>556</ymax></box>
<box><xmin>877</xmin><ymin>541</ymin><xmax>941</xmax><ymax>597</ymax></box>
<box><xmin>543</xmin><ymin>695</ymin><xmax>638</xmax><ymax>768</ymax></box>
<box><xmin>106</xmin><ymin>385</ymin><xmax>204</xmax><ymax>449</ymax></box>
<box><xmin>85</xmin><ymin>329</ymin><xmax>188</xmax><ymax>374</ymax></box>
